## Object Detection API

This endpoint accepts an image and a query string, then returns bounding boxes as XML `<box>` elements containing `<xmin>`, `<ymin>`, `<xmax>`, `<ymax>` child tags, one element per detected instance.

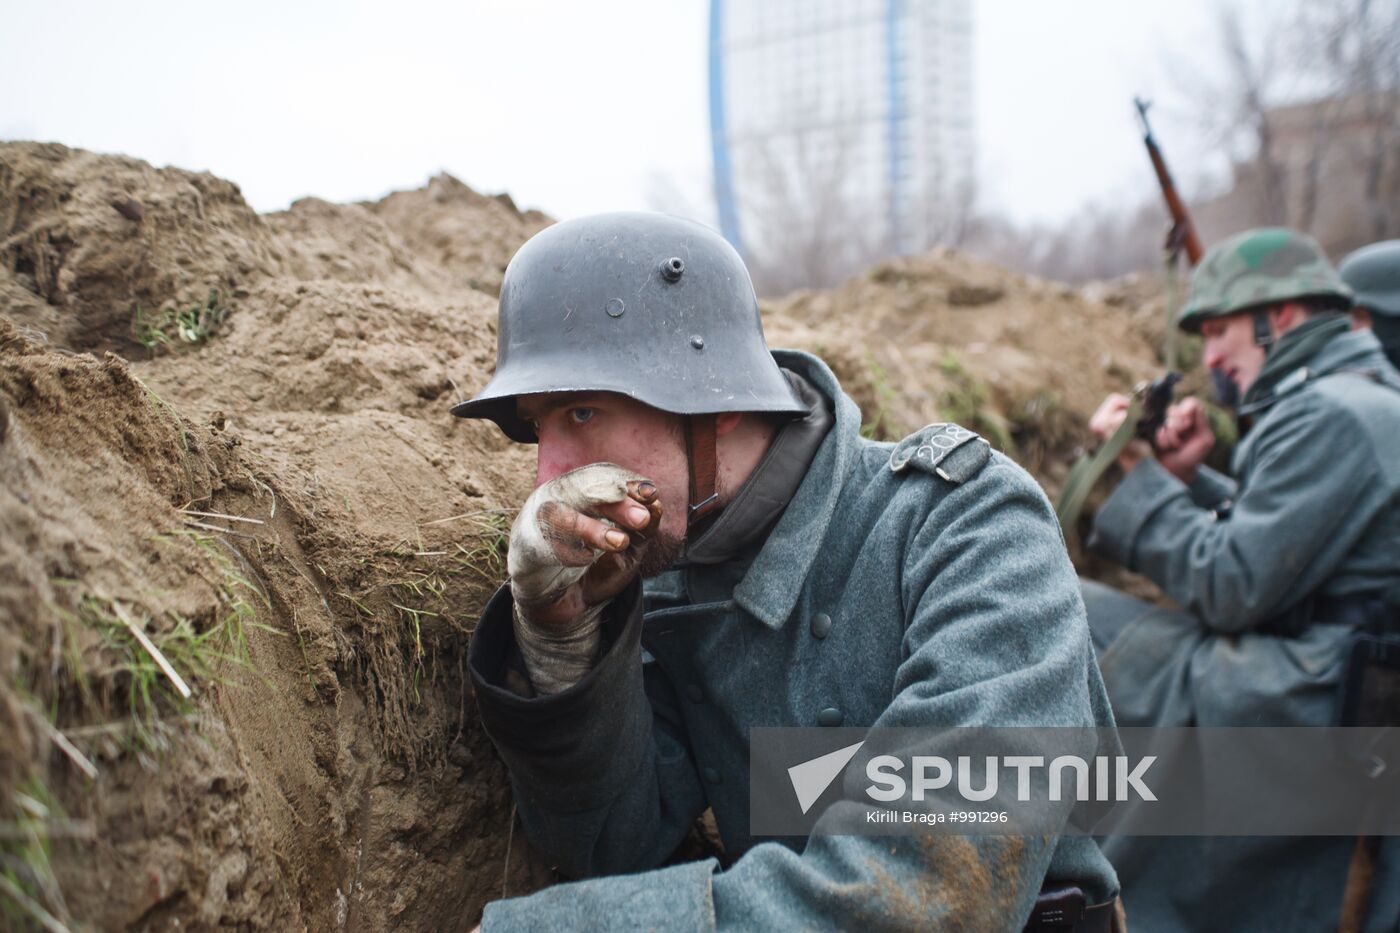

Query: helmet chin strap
<box><xmin>686</xmin><ymin>413</ymin><xmax>720</xmax><ymax>526</ymax></box>
<box><xmin>1252</xmin><ymin>308</ymin><xmax>1277</xmax><ymax>352</ymax></box>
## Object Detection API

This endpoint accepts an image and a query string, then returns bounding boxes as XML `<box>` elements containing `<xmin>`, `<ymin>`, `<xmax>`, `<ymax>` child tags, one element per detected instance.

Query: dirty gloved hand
<box><xmin>507</xmin><ymin>463</ymin><xmax>662</xmax><ymax>695</ymax></box>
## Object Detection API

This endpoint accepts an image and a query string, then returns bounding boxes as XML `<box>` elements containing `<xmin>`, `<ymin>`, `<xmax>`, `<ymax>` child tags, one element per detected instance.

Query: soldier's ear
<box><xmin>714</xmin><ymin>412</ymin><xmax>744</xmax><ymax>437</ymax></box>
<box><xmin>1273</xmin><ymin>302</ymin><xmax>1307</xmax><ymax>331</ymax></box>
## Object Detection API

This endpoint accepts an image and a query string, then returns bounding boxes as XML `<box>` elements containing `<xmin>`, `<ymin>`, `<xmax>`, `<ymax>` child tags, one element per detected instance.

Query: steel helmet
<box><xmin>1339</xmin><ymin>240</ymin><xmax>1400</xmax><ymax>318</ymax></box>
<box><xmin>1178</xmin><ymin>227</ymin><xmax>1352</xmax><ymax>334</ymax></box>
<box><xmin>452</xmin><ymin>212</ymin><xmax>804</xmax><ymax>441</ymax></box>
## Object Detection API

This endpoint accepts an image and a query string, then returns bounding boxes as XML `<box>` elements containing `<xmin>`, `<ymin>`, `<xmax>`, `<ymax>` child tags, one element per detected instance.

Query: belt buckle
<box><xmin>1026</xmin><ymin>885</ymin><xmax>1086</xmax><ymax>930</ymax></box>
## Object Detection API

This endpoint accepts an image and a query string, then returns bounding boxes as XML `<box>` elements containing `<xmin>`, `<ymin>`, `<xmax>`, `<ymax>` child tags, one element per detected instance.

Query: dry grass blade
<box><xmin>110</xmin><ymin>602</ymin><xmax>193</xmax><ymax>700</ymax></box>
<box><xmin>181</xmin><ymin>518</ymin><xmax>260</xmax><ymax>540</ymax></box>
<box><xmin>0</xmin><ymin>873</ymin><xmax>71</xmax><ymax>933</ymax></box>
<box><xmin>178</xmin><ymin>509</ymin><xmax>265</xmax><ymax>525</ymax></box>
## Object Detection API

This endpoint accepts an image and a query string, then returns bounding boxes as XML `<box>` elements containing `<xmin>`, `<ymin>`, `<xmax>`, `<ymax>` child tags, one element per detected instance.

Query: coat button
<box><xmin>685</xmin><ymin>684</ymin><xmax>704</xmax><ymax>703</ymax></box>
<box><xmin>703</xmin><ymin>767</ymin><xmax>722</xmax><ymax>785</ymax></box>
<box><xmin>810</xmin><ymin>613</ymin><xmax>833</xmax><ymax>639</ymax></box>
<box><xmin>818</xmin><ymin>707</ymin><xmax>844</xmax><ymax>727</ymax></box>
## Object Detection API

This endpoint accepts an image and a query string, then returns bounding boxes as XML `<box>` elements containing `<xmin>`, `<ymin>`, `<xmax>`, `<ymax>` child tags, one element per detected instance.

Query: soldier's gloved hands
<box><xmin>507</xmin><ymin>463</ymin><xmax>662</xmax><ymax>694</ymax></box>
<box><xmin>1151</xmin><ymin>397</ymin><xmax>1215</xmax><ymax>483</ymax></box>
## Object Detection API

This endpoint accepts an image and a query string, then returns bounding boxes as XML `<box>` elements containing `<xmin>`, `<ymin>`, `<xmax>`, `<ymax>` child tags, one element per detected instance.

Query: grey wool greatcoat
<box><xmin>467</xmin><ymin>350</ymin><xmax>1118</xmax><ymax>931</ymax></box>
<box><xmin>1082</xmin><ymin>328</ymin><xmax>1400</xmax><ymax>932</ymax></box>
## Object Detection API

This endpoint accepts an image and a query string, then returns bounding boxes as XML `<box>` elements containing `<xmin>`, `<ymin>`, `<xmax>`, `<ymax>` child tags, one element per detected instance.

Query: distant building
<box><xmin>1195</xmin><ymin>91</ymin><xmax>1400</xmax><ymax>257</ymax></box>
<box><xmin>708</xmin><ymin>0</ymin><xmax>974</xmax><ymax>292</ymax></box>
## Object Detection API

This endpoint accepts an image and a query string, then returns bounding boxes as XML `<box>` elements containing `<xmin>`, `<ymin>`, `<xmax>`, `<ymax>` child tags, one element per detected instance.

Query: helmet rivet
<box><xmin>690</xmin><ymin>335</ymin><xmax>705</xmax><ymax>350</ymax></box>
<box><xmin>661</xmin><ymin>257</ymin><xmax>685</xmax><ymax>282</ymax></box>
<box><xmin>605</xmin><ymin>298</ymin><xmax>625</xmax><ymax>318</ymax></box>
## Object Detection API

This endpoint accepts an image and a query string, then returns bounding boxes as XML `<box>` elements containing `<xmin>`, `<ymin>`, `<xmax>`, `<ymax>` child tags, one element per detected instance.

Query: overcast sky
<box><xmin>2</xmin><ymin>0</ymin><xmax>1230</xmax><ymax>228</ymax></box>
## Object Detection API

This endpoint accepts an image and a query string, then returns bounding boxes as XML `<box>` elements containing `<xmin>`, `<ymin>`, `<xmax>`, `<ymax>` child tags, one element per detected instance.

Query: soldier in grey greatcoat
<box><xmin>1081</xmin><ymin>228</ymin><xmax>1400</xmax><ymax>932</ymax></box>
<box><xmin>453</xmin><ymin>213</ymin><xmax>1122</xmax><ymax>931</ymax></box>
<box><xmin>1341</xmin><ymin>239</ymin><xmax>1400</xmax><ymax>372</ymax></box>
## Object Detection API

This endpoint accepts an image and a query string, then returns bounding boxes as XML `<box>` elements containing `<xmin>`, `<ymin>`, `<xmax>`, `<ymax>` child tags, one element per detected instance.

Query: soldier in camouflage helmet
<box><xmin>1079</xmin><ymin>227</ymin><xmax>1400</xmax><ymax>931</ymax></box>
<box><xmin>1340</xmin><ymin>239</ymin><xmax>1400</xmax><ymax>371</ymax></box>
<box><xmin>1176</xmin><ymin>227</ymin><xmax>1353</xmax><ymax>338</ymax></box>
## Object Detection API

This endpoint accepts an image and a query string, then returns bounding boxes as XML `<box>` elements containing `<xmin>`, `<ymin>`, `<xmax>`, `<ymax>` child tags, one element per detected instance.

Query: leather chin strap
<box><xmin>1252</xmin><ymin>308</ymin><xmax>1277</xmax><ymax>351</ymax></box>
<box><xmin>686</xmin><ymin>413</ymin><xmax>720</xmax><ymax>526</ymax></box>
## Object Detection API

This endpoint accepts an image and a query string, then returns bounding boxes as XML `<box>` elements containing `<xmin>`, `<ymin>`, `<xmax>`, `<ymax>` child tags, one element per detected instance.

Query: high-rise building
<box><xmin>708</xmin><ymin>0</ymin><xmax>974</xmax><ymax>288</ymax></box>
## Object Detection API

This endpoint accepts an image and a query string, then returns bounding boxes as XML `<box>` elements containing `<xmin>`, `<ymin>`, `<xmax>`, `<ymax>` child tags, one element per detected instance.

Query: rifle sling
<box><xmin>1055</xmin><ymin>396</ymin><xmax>1145</xmax><ymax>540</ymax></box>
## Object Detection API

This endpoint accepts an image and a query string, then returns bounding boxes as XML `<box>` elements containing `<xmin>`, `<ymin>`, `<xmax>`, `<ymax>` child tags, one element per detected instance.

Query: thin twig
<box><xmin>502</xmin><ymin>803</ymin><xmax>517</xmax><ymax>899</ymax></box>
<box><xmin>25</xmin><ymin>710</ymin><xmax>98</xmax><ymax>780</ymax></box>
<box><xmin>179</xmin><ymin>509</ymin><xmax>265</xmax><ymax>525</ymax></box>
<box><xmin>61</xmin><ymin>714</ymin><xmax>198</xmax><ymax>738</ymax></box>
<box><xmin>421</xmin><ymin>508</ymin><xmax>516</xmax><ymax>527</ymax></box>
<box><xmin>111</xmin><ymin>602</ymin><xmax>193</xmax><ymax>699</ymax></box>
<box><xmin>0</xmin><ymin>820</ymin><xmax>96</xmax><ymax>840</ymax></box>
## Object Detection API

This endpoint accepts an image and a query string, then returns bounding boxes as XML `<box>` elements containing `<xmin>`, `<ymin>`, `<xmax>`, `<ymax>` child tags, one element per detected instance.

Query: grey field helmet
<box><xmin>452</xmin><ymin>211</ymin><xmax>805</xmax><ymax>522</ymax></box>
<box><xmin>1339</xmin><ymin>240</ymin><xmax>1400</xmax><ymax>318</ymax></box>
<box><xmin>1341</xmin><ymin>239</ymin><xmax>1400</xmax><ymax>370</ymax></box>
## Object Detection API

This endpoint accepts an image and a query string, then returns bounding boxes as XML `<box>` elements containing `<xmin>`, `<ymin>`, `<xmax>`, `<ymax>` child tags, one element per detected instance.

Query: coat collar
<box><xmin>1302</xmin><ymin>326</ymin><xmax>1394</xmax><ymax>378</ymax></box>
<box><xmin>1248</xmin><ymin>327</ymin><xmax>1398</xmax><ymax>412</ymax></box>
<box><xmin>731</xmin><ymin>349</ymin><xmax>864</xmax><ymax>629</ymax></box>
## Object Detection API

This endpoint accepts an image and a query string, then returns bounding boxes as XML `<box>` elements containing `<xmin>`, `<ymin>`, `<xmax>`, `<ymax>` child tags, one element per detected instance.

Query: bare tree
<box><xmin>735</xmin><ymin>115</ymin><xmax>890</xmax><ymax>296</ymax></box>
<box><xmin>1298</xmin><ymin>0</ymin><xmax>1400</xmax><ymax>241</ymax></box>
<box><xmin>1165</xmin><ymin>0</ymin><xmax>1400</xmax><ymax>252</ymax></box>
<box><xmin>1216</xmin><ymin>2</ymin><xmax>1290</xmax><ymax>225</ymax></box>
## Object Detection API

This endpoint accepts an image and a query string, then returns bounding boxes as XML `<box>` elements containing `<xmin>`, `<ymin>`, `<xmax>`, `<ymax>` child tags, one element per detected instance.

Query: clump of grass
<box><xmin>1009</xmin><ymin>389</ymin><xmax>1078</xmax><ymax>476</ymax></box>
<box><xmin>349</xmin><ymin>511</ymin><xmax>512</xmax><ymax>710</ymax></box>
<box><xmin>0</xmin><ymin>777</ymin><xmax>77</xmax><ymax>933</ymax></box>
<box><xmin>859</xmin><ymin>355</ymin><xmax>906</xmax><ymax>441</ymax></box>
<box><xmin>47</xmin><ymin>531</ymin><xmax>274</xmax><ymax>746</ymax></box>
<box><xmin>132</xmin><ymin>289</ymin><xmax>229</xmax><ymax>354</ymax></box>
<box><xmin>936</xmin><ymin>350</ymin><xmax>1014</xmax><ymax>453</ymax></box>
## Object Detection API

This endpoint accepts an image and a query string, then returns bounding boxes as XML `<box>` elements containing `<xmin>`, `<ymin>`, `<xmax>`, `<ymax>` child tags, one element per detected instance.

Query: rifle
<box><xmin>1135</xmin><ymin>97</ymin><xmax>1202</xmax><ymax>268</ymax></box>
<box><xmin>1055</xmin><ymin>101</ymin><xmax>1201</xmax><ymax>538</ymax></box>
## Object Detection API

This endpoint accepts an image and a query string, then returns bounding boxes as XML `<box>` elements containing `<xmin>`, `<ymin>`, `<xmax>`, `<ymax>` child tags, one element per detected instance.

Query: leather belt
<box><xmin>1260</xmin><ymin>593</ymin><xmax>1387</xmax><ymax>637</ymax></box>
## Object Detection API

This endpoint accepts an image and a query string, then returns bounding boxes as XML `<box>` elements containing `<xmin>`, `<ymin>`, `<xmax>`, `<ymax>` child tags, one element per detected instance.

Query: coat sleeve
<box><xmin>1087</xmin><ymin>394</ymin><xmax>1389</xmax><ymax>632</ymax></box>
<box><xmin>1186</xmin><ymin>464</ymin><xmax>1237</xmax><ymax>511</ymax></box>
<box><xmin>479</xmin><ymin>459</ymin><xmax>1115</xmax><ymax>932</ymax></box>
<box><xmin>468</xmin><ymin>579</ymin><xmax>709</xmax><ymax>881</ymax></box>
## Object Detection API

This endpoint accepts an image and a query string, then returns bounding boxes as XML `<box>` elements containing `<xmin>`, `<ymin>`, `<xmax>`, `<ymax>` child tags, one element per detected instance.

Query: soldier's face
<box><xmin>520</xmin><ymin>391</ymin><xmax>692</xmax><ymax>549</ymax></box>
<box><xmin>1201</xmin><ymin>314</ymin><xmax>1267</xmax><ymax>395</ymax></box>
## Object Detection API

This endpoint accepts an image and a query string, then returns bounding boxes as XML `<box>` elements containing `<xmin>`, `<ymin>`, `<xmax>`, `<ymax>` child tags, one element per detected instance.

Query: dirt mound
<box><xmin>763</xmin><ymin>248</ymin><xmax>1162</xmax><ymax>477</ymax></box>
<box><xmin>0</xmin><ymin>145</ymin><xmax>551</xmax><ymax>931</ymax></box>
<box><xmin>367</xmin><ymin>173</ymin><xmax>551</xmax><ymax>298</ymax></box>
<box><xmin>761</xmin><ymin>249</ymin><xmax>1175</xmax><ymax>597</ymax></box>
<box><xmin>0</xmin><ymin>143</ymin><xmax>282</xmax><ymax>352</ymax></box>
<box><xmin>1</xmin><ymin>141</ymin><xmax>1177</xmax><ymax>930</ymax></box>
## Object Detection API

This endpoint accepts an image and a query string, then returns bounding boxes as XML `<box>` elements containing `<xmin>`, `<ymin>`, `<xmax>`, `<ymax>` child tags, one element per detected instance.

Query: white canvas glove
<box><xmin>507</xmin><ymin>463</ymin><xmax>660</xmax><ymax>694</ymax></box>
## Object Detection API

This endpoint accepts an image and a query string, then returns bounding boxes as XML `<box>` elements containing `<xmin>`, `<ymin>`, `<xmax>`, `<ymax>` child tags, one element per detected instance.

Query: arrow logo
<box><xmin>787</xmin><ymin>741</ymin><xmax>865</xmax><ymax>814</ymax></box>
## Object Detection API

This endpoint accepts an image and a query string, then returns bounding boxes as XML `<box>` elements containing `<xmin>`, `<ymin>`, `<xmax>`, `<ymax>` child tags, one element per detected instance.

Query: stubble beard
<box><xmin>636</xmin><ymin>531</ymin><xmax>685</xmax><ymax>579</ymax></box>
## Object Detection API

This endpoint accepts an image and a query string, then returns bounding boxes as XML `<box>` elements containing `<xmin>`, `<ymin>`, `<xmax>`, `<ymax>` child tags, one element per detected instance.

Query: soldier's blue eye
<box><xmin>569</xmin><ymin>408</ymin><xmax>594</xmax><ymax>425</ymax></box>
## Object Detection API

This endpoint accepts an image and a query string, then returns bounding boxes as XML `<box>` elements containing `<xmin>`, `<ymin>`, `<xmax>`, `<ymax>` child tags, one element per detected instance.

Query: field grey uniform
<box><xmin>1082</xmin><ymin>323</ymin><xmax>1400</xmax><ymax>932</ymax></box>
<box><xmin>469</xmin><ymin>350</ymin><xmax>1119</xmax><ymax>931</ymax></box>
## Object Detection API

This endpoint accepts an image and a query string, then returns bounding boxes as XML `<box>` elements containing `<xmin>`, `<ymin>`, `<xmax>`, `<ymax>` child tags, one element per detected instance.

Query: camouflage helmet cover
<box><xmin>1177</xmin><ymin>227</ymin><xmax>1353</xmax><ymax>333</ymax></box>
<box><xmin>1339</xmin><ymin>239</ymin><xmax>1400</xmax><ymax>318</ymax></box>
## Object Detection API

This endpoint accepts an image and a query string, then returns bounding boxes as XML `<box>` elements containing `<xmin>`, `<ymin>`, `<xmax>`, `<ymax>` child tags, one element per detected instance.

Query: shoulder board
<box><xmin>888</xmin><ymin>423</ymin><xmax>992</xmax><ymax>484</ymax></box>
